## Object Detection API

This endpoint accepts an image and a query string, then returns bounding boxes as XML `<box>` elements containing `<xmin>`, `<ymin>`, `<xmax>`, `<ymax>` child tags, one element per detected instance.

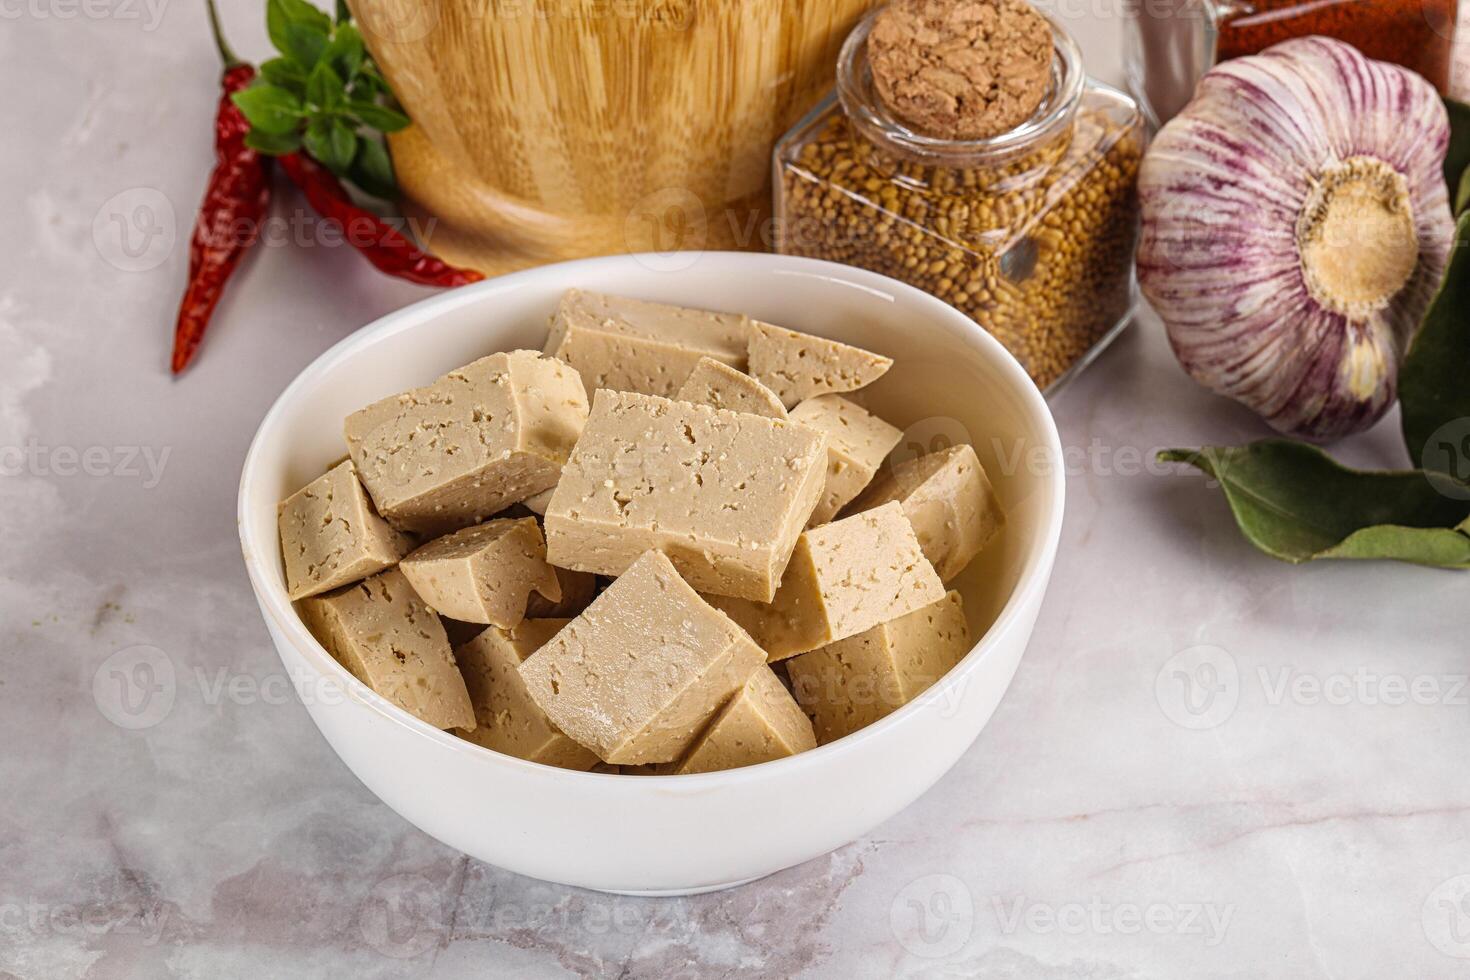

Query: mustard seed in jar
<box><xmin>773</xmin><ymin>4</ymin><xmax>1144</xmax><ymax>390</ymax></box>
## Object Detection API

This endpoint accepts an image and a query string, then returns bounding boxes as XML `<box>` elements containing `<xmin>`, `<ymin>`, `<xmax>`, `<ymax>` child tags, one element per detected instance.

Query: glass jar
<box><xmin>773</xmin><ymin>10</ymin><xmax>1144</xmax><ymax>392</ymax></box>
<box><xmin>1125</xmin><ymin>0</ymin><xmax>1457</xmax><ymax>126</ymax></box>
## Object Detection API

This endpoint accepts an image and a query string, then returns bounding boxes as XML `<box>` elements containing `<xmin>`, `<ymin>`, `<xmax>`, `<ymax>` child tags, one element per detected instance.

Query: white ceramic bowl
<box><xmin>239</xmin><ymin>252</ymin><xmax>1064</xmax><ymax>895</ymax></box>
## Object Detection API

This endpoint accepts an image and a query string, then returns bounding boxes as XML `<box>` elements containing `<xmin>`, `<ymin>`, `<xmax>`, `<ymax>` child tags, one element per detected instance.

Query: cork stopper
<box><xmin>867</xmin><ymin>0</ymin><xmax>1053</xmax><ymax>141</ymax></box>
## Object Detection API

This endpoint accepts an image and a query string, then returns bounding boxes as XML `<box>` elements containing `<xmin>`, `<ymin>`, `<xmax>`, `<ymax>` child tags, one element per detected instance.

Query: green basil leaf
<box><xmin>1456</xmin><ymin>167</ymin><xmax>1470</xmax><ymax>216</ymax></box>
<box><xmin>327</xmin><ymin>118</ymin><xmax>359</xmax><ymax>172</ymax></box>
<box><xmin>306</xmin><ymin>59</ymin><xmax>346</xmax><ymax>109</ymax></box>
<box><xmin>267</xmin><ymin>0</ymin><xmax>331</xmax><ymax>64</ymax></box>
<box><xmin>1400</xmin><ymin>210</ymin><xmax>1470</xmax><ymax>472</ymax></box>
<box><xmin>269</xmin><ymin>0</ymin><xmax>332</xmax><ymax>36</ymax></box>
<box><xmin>1443</xmin><ymin>97</ymin><xmax>1470</xmax><ymax>202</ymax></box>
<box><xmin>231</xmin><ymin>85</ymin><xmax>304</xmax><ymax>135</ymax></box>
<box><xmin>1157</xmin><ymin>440</ymin><xmax>1470</xmax><ymax>568</ymax></box>
<box><xmin>335</xmin><ymin>0</ymin><xmax>350</xmax><ymax>23</ymax></box>
<box><xmin>265</xmin><ymin>0</ymin><xmax>296</xmax><ymax>54</ymax></box>
<box><xmin>353</xmin><ymin>67</ymin><xmax>389</xmax><ymax>97</ymax></box>
<box><xmin>323</xmin><ymin>23</ymin><xmax>365</xmax><ymax>80</ymax></box>
<box><xmin>349</xmin><ymin>99</ymin><xmax>410</xmax><ymax>132</ymax></box>
<box><xmin>245</xmin><ymin>128</ymin><xmax>304</xmax><ymax>155</ymax></box>
<box><xmin>304</xmin><ymin>117</ymin><xmax>357</xmax><ymax>174</ymax></box>
<box><xmin>350</xmin><ymin>137</ymin><xmax>397</xmax><ymax>199</ymax></box>
<box><xmin>280</xmin><ymin>21</ymin><xmax>328</xmax><ymax>67</ymax></box>
<box><xmin>259</xmin><ymin>57</ymin><xmax>308</xmax><ymax>95</ymax></box>
<box><xmin>302</xmin><ymin>119</ymin><xmax>329</xmax><ymax>165</ymax></box>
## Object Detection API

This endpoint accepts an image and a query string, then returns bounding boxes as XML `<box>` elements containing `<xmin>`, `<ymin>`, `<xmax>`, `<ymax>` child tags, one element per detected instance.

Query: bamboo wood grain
<box><xmin>351</xmin><ymin>0</ymin><xmax>878</xmax><ymax>274</ymax></box>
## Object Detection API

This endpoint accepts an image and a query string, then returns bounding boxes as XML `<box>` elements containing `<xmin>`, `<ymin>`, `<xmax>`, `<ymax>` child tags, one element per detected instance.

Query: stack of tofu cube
<box><xmin>278</xmin><ymin>290</ymin><xmax>1005</xmax><ymax>774</ymax></box>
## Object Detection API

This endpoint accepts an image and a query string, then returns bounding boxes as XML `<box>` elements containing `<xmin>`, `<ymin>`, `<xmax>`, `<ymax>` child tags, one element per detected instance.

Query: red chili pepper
<box><xmin>278</xmin><ymin>152</ymin><xmax>484</xmax><ymax>287</ymax></box>
<box><xmin>170</xmin><ymin>3</ymin><xmax>271</xmax><ymax>374</ymax></box>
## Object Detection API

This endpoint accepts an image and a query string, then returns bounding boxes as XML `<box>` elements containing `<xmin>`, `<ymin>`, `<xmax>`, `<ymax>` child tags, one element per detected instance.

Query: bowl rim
<box><xmin>238</xmin><ymin>251</ymin><xmax>1065</xmax><ymax>786</ymax></box>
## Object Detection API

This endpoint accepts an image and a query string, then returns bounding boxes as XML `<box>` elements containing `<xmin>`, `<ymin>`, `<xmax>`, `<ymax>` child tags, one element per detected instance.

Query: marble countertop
<box><xmin>5</xmin><ymin>5</ymin><xmax>1469</xmax><ymax>979</ymax></box>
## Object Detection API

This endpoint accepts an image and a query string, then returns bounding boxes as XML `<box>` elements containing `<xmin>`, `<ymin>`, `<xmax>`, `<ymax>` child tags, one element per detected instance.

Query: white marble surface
<box><xmin>5</xmin><ymin>4</ymin><xmax>1470</xmax><ymax>979</ymax></box>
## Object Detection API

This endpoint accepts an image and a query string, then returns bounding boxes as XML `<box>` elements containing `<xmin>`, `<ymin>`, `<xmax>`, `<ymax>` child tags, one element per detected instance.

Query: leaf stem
<box><xmin>205</xmin><ymin>0</ymin><xmax>244</xmax><ymax>68</ymax></box>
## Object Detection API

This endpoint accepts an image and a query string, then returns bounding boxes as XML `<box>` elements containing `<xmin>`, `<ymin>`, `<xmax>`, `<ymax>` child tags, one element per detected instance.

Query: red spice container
<box><xmin>1124</xmin><ymin>0</ymin><xmax>1458</xmax><ymax>124</ymax></box>
<box><xmin>1215</xmin><ymin>0</ymin><xmax>1456</xmax><ymax>90</ymax></box>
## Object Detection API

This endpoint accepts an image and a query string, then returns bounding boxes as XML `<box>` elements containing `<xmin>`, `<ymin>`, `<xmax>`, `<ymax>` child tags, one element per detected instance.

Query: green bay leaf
<box><xmin>1158</xmin><ymin>441</ymin><xmax>1470</xmax><ymax>568</ymax></box>
<box><xmin>1443</xmin><ymin>97</ymin><xmax>1470</xmax><ymax>203</ymax></box>
<box><xmin>1400</xmin><ymin>210</ymin><xmax>1470</xmax><ymax>473</ymax></box>
<box><xmin>1323</xmin><ymin>524</ymin><xmax>1470</xmax><ymax>565</ymax></box>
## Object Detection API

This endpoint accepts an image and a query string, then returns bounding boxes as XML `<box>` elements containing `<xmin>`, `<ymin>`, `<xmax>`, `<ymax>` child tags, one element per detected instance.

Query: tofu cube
<box><xmin>454</xmin><ymin>619</ymin><xmax>600</xmax><ymax>771</ymax></box>
<box><xmin>848</xmin><ymin>444</ymin><xmax>1004</xmax><ymax>581</ymax></box>
<box><xmin>747</xmin><ymin>321</ymin><xmax>893</xmax><ymax>409</ymax></box>
<box><xmin>278</xmin><ymin>460</ymin><xmax>411</xmax><ymax>600</ymax></box>
<box><xmin>544</xmin><ymin>390</ymin><xmax>828</xmax><ymax>602</ymax></box>
<box><xmin>708</xmin><ymin>502</ymin><xmax>946</xmax><ymax>660</ymax></box>
<box><xmin>676</xmin><ymin>356</ymin><xmax>788</xmax><ymax>419</ymax></box>
<box><xmin>657</xmin><ymin>666</ymin><xmax>817</xmax><ymax>774</ymax></box>
<box><xmin>344</xmin><ymin>350</ymin><xmax>588</xmax><ymax>535</ymax></box>
<box><xmin>788</xmin><ymin>394</ymin><xmax>902</xmax><ymax>526</ymax></box>
<box><xmin>786</xmin><ymin>591</ymin><xmax>970</xmax><ymax>743</ymax></box>
<box><xmin>518</xmin><ymin>551</ymin><xmax>766</xmax><ymax>765</ymax></box>
<box><xmin>543</xmin><ymin>290</ymin><xmax>748</xmax><ymax>397</ymax></box>
<box><xmin>298</xmin><ymin>568</ymin><xmax>475</xmax><ymax>730</ymax></box>
<box><xmin>399</xmin><ymin>517</ymin><xmax>561</xmax><ymax>627</ymax></box>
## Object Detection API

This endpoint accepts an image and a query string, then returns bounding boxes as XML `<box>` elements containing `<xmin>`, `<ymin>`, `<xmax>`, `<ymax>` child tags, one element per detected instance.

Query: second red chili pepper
<box><xmin>278</xmin><ymin>153</ymin><xmax>484</xmax><ymax>288</ymax></box>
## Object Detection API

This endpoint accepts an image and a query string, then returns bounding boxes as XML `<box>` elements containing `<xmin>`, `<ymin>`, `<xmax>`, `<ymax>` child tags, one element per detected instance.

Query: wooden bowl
<box><xmin>351</xmin><ymin>0</ymin><xmax>879</xmax><ymax>274</ymax></box>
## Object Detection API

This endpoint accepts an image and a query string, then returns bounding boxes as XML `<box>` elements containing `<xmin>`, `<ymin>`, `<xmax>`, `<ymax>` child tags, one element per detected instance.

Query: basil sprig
<box><xmin>1160</xmin><ymin>97</ymin><xmax>1470</xmax><ymax>570</ymax></box>
<box><xmin>230</xmin><ymin>0</ymin><xmax>408</xmax><ymax>199</ymax></box>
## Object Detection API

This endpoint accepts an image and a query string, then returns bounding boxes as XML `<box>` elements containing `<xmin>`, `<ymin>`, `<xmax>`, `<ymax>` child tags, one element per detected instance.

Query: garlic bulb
<box><xmin>1137</xmin><ymin>37</ymin><xmax>1454</xmax><ymax>441</ymax></box>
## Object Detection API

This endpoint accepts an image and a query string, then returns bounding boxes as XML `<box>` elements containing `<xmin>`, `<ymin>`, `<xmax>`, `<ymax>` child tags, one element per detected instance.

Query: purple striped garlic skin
<box><xmin>1137</xmin><ymin>36</ymin><xmax>1453</xmax><ymax>441</ymax></box>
